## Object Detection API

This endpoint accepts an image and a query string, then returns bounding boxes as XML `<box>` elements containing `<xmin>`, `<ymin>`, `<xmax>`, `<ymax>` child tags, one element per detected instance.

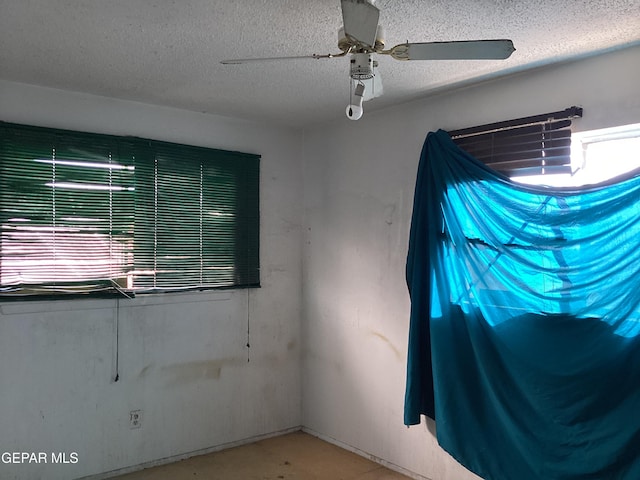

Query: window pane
<box><xmin>0</xmin><ymin>125</ymin><xmax>135</xmax><ymax>288</ymax></box>
<box><xmin>132</xmin><ymin>141</ymin><xmax>260</xmax><ymax>291</ymax></box>
<box><xmin>514</xmin><ymin>124</ymin><xmax>640</xmax><ymax>187</ymax></box>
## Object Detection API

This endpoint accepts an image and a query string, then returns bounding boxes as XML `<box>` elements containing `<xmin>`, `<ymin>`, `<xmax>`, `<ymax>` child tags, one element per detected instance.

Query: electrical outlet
<box><xmin>129</xmin><ymin>410</ymin><xmax>142</xmax><ymax>429</ymax></box>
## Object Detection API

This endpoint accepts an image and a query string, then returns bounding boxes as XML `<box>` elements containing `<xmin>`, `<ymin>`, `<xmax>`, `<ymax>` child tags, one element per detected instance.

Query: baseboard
<box><xmin>76</xmin><ymin>425</ymin><xmax>303</xmax><ymax>480</ymax></box>
<box><xmin>301</xmin><ymin>427</ymin><xmax>431</xmax><ymax>480</ymax></box>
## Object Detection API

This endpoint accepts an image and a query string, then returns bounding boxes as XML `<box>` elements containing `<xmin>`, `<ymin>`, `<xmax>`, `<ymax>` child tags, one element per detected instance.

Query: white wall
<box><xmin>301</xmin><ymin>44</ymin><xmax>640</xmax><ymax>480</ymax></box>
<box><xmin>0</xmin><ymin>81</ymin><xmax>304</xmax><ymax>480</ymax></box>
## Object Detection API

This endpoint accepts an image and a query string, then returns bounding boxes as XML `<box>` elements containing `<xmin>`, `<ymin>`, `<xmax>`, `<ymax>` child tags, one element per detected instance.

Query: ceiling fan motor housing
<box><xmin>338</xmin><ymin>25</ymin><xmax>386</xmax><ymax>52</ymax></box>
<box><xmin>350</xmin><ymin>52</ymin><xmax>374</xmax><ymax>79</ymax></box>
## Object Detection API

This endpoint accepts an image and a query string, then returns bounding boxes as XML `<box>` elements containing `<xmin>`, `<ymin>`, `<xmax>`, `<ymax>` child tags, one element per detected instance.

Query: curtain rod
<box><xmin>449</xmin><ymin>106</ymin><xmax>583</xmax><ymax>139</ymax></box>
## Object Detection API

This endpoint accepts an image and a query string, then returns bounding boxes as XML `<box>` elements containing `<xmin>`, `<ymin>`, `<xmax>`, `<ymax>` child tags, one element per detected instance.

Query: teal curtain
<box><xmin>405</xmin><ymin>130</ymin><xmax>640</xmax><ymax>479</ymax></box>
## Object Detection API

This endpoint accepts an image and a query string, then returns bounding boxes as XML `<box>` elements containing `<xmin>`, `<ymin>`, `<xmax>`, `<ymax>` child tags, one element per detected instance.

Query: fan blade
<box><xmin>221</xmin><ymin>53</ymin><xmax>336</xmax><ymax>65</ymax></box>
<box><xmin>341</xmin><ymin>0</ymin><xmax>380</xmax><ymax>48</ymax></box>
<box><xmin>389</xmin><ymin>39</ymin><xmax>515</xmax><ymax>61</ymax></box>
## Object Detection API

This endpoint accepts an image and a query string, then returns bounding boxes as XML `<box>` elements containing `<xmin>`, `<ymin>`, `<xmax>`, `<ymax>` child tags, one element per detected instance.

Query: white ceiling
<box><xmin>1</xmin><ymin>1</ymin><xmax>639</xmax><ymax>128</ymax></box>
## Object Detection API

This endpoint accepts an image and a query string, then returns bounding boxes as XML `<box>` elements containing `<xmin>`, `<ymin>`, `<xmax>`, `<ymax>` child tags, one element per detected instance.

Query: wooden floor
<box><xmin>110</xmin><ymin>431</ymin><xmax>411</xmax><ymax>480</ymax></box>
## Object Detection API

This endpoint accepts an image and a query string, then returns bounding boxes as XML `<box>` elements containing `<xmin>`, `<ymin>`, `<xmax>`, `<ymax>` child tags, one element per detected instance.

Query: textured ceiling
<box><xmin>1</xmin><ymin>1</ymin><xmax>639</xmax><ymax>128</ymax></box>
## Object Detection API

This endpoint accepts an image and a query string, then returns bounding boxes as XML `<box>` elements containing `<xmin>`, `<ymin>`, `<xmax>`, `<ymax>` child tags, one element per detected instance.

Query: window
<box><xmin>0</xmin><ymin>122</ymin><xmax>260</xmax><ymax>298</ymax></box>
<box><xmin>450</xmin><ymin>106</ymin><xmax>582</xmax><ymax>178</ymax></box>
<box><xmin>514</xmin><ymin>123</ymin><xmax>640</xmax><ymax>188</ymax></box>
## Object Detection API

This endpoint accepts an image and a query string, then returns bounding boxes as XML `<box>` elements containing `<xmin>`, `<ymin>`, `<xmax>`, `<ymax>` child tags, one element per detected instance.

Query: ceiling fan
<box><xmin>221</xmin><ymin>0</ymin><xmax>515</xmax><ymax>120</ymax></box>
